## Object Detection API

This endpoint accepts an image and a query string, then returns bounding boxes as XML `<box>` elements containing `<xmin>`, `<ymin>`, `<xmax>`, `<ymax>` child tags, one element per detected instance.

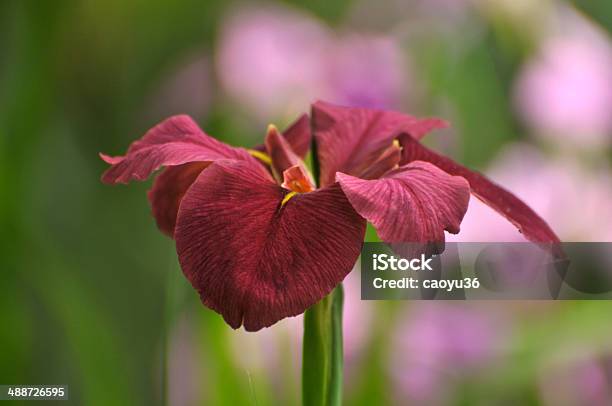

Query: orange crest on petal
<box><xmin>282</xmin><ymin>165</ymin><xmax>315</xmax><ymax>193</ymax></box>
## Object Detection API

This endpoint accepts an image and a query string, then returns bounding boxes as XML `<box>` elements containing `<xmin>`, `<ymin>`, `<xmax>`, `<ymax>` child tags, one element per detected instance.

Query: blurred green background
<box><xmin>2</xmin><ymin>0</ymin><xmax>612</xmax><ymax>405</ymax></box>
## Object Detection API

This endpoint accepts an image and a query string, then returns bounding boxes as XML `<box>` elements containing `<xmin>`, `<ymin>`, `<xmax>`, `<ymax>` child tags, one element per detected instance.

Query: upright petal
<box><xmin>312</xmin><ymin>101</ymin><xmax>447</xmax><ymax>186</ymax></box>
<box><xmin>265</xmin><ymin>124</ymin><xmax>315</xmax><ymax>189</ymax></box>
<box><xmin>281</xmin><ymin>113</ymin><xmax>311</xmax><ymax>158</ymax></box>
<box><xmin>100</xmin><ymin>115</ymin><xmax>261</xmax><ymax>184</ymax></box>
<box><xmin>251</xmin><ymin>113</ymin><xmax>311</xmax><ymax>159</ymax></box>
<box><xmin>264</xmin><ymin>124</ymin><xmax>301</xmax><ymax>177</ymax></box>
<box><xmin>359</xmin><ymin>142</ymin><xmax>401</xmax><ymax>180</ymax></box>
<box><xmin>175</xmin><ymin>161</ymin><xmax>366</xmax><ymax>331</ymax></box>
<box><xmin>336</xmin><ymin>162</ymin><xmax>470</xmax><ymax>245</ymax></box>
<box><xmin>399</xmin><ymin>135</ymin><xmax>561</xmax><ymax>243</ymax></box>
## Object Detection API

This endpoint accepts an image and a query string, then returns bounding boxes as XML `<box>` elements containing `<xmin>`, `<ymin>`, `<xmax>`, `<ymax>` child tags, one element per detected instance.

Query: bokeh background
<box><xmin>1</xmin><ymin>0</ymin><xmax>612</xmax><ymax>405</ymax></box>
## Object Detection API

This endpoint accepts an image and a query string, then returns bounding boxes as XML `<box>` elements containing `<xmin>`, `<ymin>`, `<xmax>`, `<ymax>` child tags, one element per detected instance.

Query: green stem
<box><xmin>302</xmin><ymin>121</ymin><xmax>343</xmax><ymax>405</ymax></box>
<box><xmin>302</xmin><ymin>284</ymin><xmax>344</xmax><ymax>406</ymax></box>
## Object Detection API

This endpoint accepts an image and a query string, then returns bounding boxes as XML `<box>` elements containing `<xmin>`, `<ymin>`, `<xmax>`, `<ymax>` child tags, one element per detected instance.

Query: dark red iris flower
<box><xmin>101</xmin><ymin>101</ymin><xmax>559</xmax><ymax>331</ymax></box>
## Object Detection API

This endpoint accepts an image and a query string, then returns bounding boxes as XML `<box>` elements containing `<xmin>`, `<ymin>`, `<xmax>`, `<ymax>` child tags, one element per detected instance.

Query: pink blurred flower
<box><xmin>539</xmin><ymin>356</ymin><xmax>612</xmax><ymax>406</ymax></box>
<box><xmin>514</xmin><ymin>20</ymin><xmax>612</xmax><ymax>146</ymax></box>
<box><xmin>168</xmin><ymin>315</ymin><xmax>205</xmax><ymax>406</ymax></box>
<box><xmin>338</xmin><ymin>270</ymin><xmax>374</xmax><ymax>362</ymax></box>
<box><xmin>216</xmin><ymin>6</ymin><xmax>407</xmax><ymax>122</ymax></box>
<box><xmin>216</xmin><ymin>6</ymin><xmax>329</xmax><ymax>121</ymax></box>
<box><xmin>450</xmin><ymin>144</ymin><xmax>612</xmax><ymax>242</ymax></box>
<box><xmin>147</xmin><ymin>54</ymin><xmax>212</xmax><ymax>120</ymax></box>
<box><xmin>390</xmin><ymin>303</ymin><xmax>509</xmax><ymax>404</ymax></box>
<box><xmin>325</xmin><ymin>35</ymin><xmax>406</xmax><ymax>109</ymax></box>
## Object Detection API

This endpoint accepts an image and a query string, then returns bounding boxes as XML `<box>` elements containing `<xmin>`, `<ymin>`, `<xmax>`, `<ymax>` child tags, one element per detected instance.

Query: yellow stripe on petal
<box><xmin>247</xmin><ymin>149</ymin><xmax>272</xmax><ymax>166</ymax></box>
<box><xmin>281</xmin><ymin>191</ymin><xmax>297</xmax><ymax>207</ymax></box>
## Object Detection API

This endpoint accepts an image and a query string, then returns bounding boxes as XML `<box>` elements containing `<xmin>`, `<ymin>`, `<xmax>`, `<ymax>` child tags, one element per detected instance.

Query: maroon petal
<box><xmin>264</xmin><ymin>124</ymin><xmax>301</xmax><ymax>177</ymax></box>
<box><xmin>251</xmin><ymin>113</ymin><xmax>311</xmax><ymax>159</ymax></box>
<box><xmin>281</xmin><ymin>113</ymin><xmax>311</xmax><ymax>158</ymax></box>
<box><xmin>100</xmin><ymin>154</ymin><xmax>124</xmax><ymax>165</ymax></box>
<box><xmin>100</xmin><ymin>115</ymin><xmax>261</xmax><ymax>184</ymax></box>
<box><xmin>359</xmin><ymin>142</ymin><xmax>401</xmax><ymax>180</ymax></box>
<box><xmin>147</xmin><ymin>162</ymin><xmax>209</xmax><ymax>237</ymax></box>
<box><xmin>312</xmin><ymin>101</ymin><xmax>447</xmax><ymax>186</ymax></box>
<box><xmin>399</xmin><ymin>135</ymin><xmax>561</xmax><ymax>243</ymax></box>
<box><xmin>265</xmin><ymin>124</ymin><xmax>315</xmax><ymax>191</ymax></box>
<box><xmin>336</xmin><ymin>161</ymin><xmax>470</xmax><ymax>243</ymax></box>
<box><xmin>175</xmin><ymin>161</ymin><xmax>366</xmax><ymax>331</ymax></box>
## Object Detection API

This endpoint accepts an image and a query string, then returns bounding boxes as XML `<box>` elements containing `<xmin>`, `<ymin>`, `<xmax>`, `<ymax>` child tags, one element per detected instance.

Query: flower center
<box><xmin>282</xmin><ymin>165</ymin><xmax>315</xmax><ymax>193</ymax></box>
<box><xmin>280</xmin><ymin>165</ymin><xmax>315</xmax><ymax>206</ymax></box>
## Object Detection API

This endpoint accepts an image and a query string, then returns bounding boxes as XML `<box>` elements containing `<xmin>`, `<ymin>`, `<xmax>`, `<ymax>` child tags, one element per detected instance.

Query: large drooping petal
<box><xmin>337</xmin><ymin>161</ymin><xmax>470</xmax><ymax>245</ymax></box>
<box><xmin>312</xmin><ymin>101</ymin><xmax>447</xmax><ymax>186</ymax></box>
<box><xmin>147</xmin><ymin>162</ymin><xmax>209</xmax><ymax>237</ymax></box>
<box><xmin>399</xmin><ymin>135</ymin><xmax>561</xmax><ymax>243</ymax></box>
<box><xmin>252</xmin><ymin>113</ymin><xmax>311</xmax><ymax>159</ymax></box>
<box><xmin>174</xmin><ymin>161</ymin><xmax>366</xmax><ymax>331</ymax></box>
<box><xmin>100</xmin><ymin>115</ymin><xmax>261</xmax><ymax>184</ymax></box>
